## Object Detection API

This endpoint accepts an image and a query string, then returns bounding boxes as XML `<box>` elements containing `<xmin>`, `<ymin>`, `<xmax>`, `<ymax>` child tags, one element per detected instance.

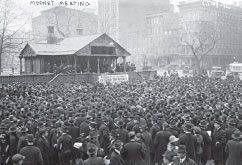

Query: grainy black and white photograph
<box><xmin>1</xmin><ymin>0</ymin><xmax>242</xmax><ymax>165</ymax></box>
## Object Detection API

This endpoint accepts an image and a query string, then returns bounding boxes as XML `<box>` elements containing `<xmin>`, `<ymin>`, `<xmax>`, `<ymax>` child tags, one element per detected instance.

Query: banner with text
<box><xmin>98</xmin><ymin>74</ymin><xmax>129</xmax><ymax>84</ymax></box>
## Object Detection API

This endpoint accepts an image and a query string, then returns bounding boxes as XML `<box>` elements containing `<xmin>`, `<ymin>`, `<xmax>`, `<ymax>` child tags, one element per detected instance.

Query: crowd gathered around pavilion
<box><xmin>1</xmin><ymin>73</ymin><xmax>242</xmax><ymax>165</ymax></box>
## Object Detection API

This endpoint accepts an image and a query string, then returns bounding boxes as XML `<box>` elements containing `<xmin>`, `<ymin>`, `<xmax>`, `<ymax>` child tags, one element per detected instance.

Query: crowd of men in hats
<box><xmin>1</xmin><ymin>73</ymin><xmax>242</xmax><ymax>165</ymax></box>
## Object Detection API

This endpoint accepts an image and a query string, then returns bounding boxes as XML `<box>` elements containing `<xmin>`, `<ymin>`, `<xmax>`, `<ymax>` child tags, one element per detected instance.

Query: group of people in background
<box><xmin>1</xmin><ymin>73</ymin><xmax>242</xmax><ymax>165</ymax></box>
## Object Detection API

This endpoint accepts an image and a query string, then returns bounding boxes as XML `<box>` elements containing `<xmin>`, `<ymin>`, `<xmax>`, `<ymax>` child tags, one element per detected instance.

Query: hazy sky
<box><xmin>11</xmin><ymin>0</ymin><xmax>242</xmax><ymax>31</ymax></box>
<box><xmin>15</xmin><ymin>0</ymin><xmax>242</xmax><ymax>17</ymax></box>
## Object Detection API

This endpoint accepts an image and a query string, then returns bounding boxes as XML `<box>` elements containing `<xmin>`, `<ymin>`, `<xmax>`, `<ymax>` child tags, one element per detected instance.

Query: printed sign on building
<box><xmin>98</xmin><ymin>74</ymin><xmax>129</xmax><ymax>84</ymax></box>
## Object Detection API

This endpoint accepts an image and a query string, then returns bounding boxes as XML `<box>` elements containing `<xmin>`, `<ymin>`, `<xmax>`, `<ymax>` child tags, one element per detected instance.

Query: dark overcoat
<box><xmin>37</xmin><ymin>136</ymin><xmax>50</xmax><ymax>165</ymax></box>
<box><xmin>9</xmin><ymin>133</ymin><xmax>18</xmax><ymax>158</ymax></box>
<box><xmin>225</xmin><ymin>139</ymin><xmax>242</xmax><ymax>165</ymax></box>
<box><xmin>118</xmin><ymin>128</ymin><xmax>129</xmax><ymax>144</ymax></box>
<box><xmin>83</xmin><ymin>156</ymin><xmax>106</xmax><ymax>165</ymax></box>
<box><xmin>99</xmin><ymin>123</ymin><xmax>110</xmax><ymax>155</ymax></box>
<box><xmin>154</xmin><ymin>130</ymin><xmax>172</xmax><ymax>163</ymax></box>
<box><xmin>68</xmin><ymin>125</ymin><xmax>79</xmax><ymax>142</ymax></box>
<box><xmin>179</xmin><ymin>133</ymin><xmax>196</xmax><ymax>161</ymax></box>
<box><xmin>121</xmin><ymin>140</ymin><xmax>145</xmax><ymax>165</ymax></box>
<box><xmin>199</xmin><ymin>130</ymin><xmax>212</xmax><ymax>161</ymax></box>
<box><xmin>20</xmin><ymin>145</ymin><xmax>43</xmax><ymax>165</ymax></box>
<box><xmin>57</xmin><ymin>134</ymin><xmax>73</xmax><ymax>165</ymax></box>
<box><xmin>211</xmin><ymin>127</ymin><xmax>226</xmax><ymax>161</ymax></box>
<box><xmin>110</xmin><ymin>150</ymin><xmax>125</xmax><ymax>165</ymax></box>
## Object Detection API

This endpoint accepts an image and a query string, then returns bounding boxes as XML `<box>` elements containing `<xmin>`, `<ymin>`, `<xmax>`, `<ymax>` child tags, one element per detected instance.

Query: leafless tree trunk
<box><xmin>180</xmin><ymin>21</ymin><xmax>220</xmax><ymax>74</ymax></box>
<box><xmin>0</xmin><ymin>0</ymin><xmax>32</xmax><ymax>74</ymax></box>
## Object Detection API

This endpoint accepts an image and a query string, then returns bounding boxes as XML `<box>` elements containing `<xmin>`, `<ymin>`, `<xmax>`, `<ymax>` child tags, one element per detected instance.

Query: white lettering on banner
<box><xmin>98</xmin><ymin>74</ymin><xmax>129</xmax><ymax>84</ymax></box>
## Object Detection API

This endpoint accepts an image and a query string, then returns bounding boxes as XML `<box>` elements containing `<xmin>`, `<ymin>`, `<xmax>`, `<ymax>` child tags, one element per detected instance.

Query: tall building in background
<box><xmin>179</xmin><ymin>0</ymin><xmax>242</xmax><ymax>68</ymax></box>
<box><xmin>32</xmin><ymin>7</ymin><xmax>98</xmax><ymax>43</ymax></box>
<box><xmin>146</xmin><ymin>11</ymin><xmax>180</xmax><ymax>68</ymax></box>
<box><xmin>98</xmin><ymin>0</ymin><xmax>171</xmax><ymax>70</ymax></box>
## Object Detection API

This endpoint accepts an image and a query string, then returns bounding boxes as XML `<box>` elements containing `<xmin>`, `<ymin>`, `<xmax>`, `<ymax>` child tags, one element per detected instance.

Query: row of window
<box><xmin>147</xmin><ymin>27</ymin><xmax>179</xmax><ymax>35</ymax></box>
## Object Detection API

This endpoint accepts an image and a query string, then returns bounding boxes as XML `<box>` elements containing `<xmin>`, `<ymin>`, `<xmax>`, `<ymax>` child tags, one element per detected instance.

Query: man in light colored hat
<box><xmin>225</xmin><ymin>130</ymin><xmax>242</xmax><ymax>165</ymax></box>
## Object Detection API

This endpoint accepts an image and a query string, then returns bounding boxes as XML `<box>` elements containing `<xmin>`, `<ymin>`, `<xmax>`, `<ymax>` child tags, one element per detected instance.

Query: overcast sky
<box><xmin>15</xmin><ymin>0</ymin><xmax>242</xmax><ymax>16</ymax></box>
<box><xmin>12</xmin><ymin>0</ymin><xmax>242</xmax><ymax>31</ymax></box>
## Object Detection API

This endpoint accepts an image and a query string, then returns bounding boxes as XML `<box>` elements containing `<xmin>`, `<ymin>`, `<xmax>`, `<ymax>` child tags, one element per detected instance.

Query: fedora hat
<box><xmin>231</xmin><ymin>130</ymin><xmax>242</xmax><ymax>140</ymax></box>
<box><xmin>116</xmin><ymin>120</ymin><xmax>125</xmax><ymax>127</ymax></box>
<box><xmin>184</xmin><ymin>122</ymin><xmax>193</xmax><ymax>131</ymax></box>
<box><xmin>199</xmin><ymin>120</ymin><xmax>207</xmax><ymax>128</ymax></box>
<box><xmin>20</xmin><ymin>127</ymin><xmax>28</xmax><ymax>133</ymax></box>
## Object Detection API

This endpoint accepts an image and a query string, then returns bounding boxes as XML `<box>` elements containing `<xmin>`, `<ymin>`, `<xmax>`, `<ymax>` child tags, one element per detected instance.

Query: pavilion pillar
<box><xmin>97</xmin><ymin>57</ymin><xmax>100</xmax><ymax>74</ymax></box>
<box><xmin>19</xmin><ymin>57</ymin><xmax>22</xmax><ymax>74</ymax></box>
<box><xmin>87</xmin><ymin>57</ymin><xmax>90</xmax><ymax>73</ymax></box>
<box><xmin>123</xmin><ymin>56</ymin><xmax>126</xmax><ymax>73</ymax></box>
<box><xmin>74</xmin><ymin>55</ymin><xmax>77</xmax><ymax>73</ymax></box>
<box><xmin>67</xmin><ymin>56</ymin><xmax>70</xmax><ymax>65</ymax></box>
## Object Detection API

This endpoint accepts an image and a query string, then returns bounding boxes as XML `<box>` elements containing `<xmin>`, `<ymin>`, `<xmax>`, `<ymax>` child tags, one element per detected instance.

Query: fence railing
<box><xmin>0</xmin><ymin>71</ymin><xmax>157</xmax><ymax>85</ymax></box>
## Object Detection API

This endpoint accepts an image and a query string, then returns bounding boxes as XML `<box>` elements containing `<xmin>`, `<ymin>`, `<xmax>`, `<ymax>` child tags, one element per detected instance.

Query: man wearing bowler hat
<box><xmin>212</xmin><ymin>119</ymin><xmax>226</xmax><ymax>165</ymax></box>
<box><xmin>9</xmin><ymin>126</ymin><xmax>19</xmax><ymax>159</ymax></box>
<box><xmin>19</xmin><ymin>134</ymin><xmax>43</xmax><ymax>165</ymax></box>
<box><xmin>179</xmin><ymin>122</ymin><xmax>196</xmax><ymax>162</ymax></box>
<box><xmin>225</xmin><ymin>130</ymin><xmax>242</xmax><ymax>165</ymax></box>
<box><xmin>121</xmin><ymin>131</ymin><xmax>145</xmax><ymax>165</ymax></box>
<box><xmin>17</xmin><ymin>127</ymin><xmax>28</xmax><ymax>153</ymax></box>
<box><xmin>57</xmin><ymin>125</ymin><xmax>73</xmax><ymax>165</ymax></box>
<box><xmin>198</xmin><ymin>120</ymin><xmax>212</xmax><ymax>165</ymax></box>
<box><xmin>116</xmin><ymin>120</ymin><xmax>129</xmax><ymax>144</ymax></box>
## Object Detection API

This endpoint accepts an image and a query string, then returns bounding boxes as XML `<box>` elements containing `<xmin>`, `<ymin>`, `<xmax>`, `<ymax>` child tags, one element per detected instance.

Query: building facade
<box><xmin>146</xmin><ymin>11</ymin><xmax>180</xmax><ymax>68</ymax></box>
<box><xmin>32</xmin><ymin>7</ymin><xmax>98</xmax><ymax>43</ymax></box>
<box><xmin>98</xmin><ymin>0</ymin><xmax>171</xmax><ymax>70</ymax></box>
<box><xmin>179</xmin><ymin>0</ymin><xmax>242</xmax><ymax>69</ymax></box>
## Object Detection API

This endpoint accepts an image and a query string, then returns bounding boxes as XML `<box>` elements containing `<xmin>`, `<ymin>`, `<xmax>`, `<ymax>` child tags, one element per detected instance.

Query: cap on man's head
<box><xmin>12</xmin><ymin>154</ymin><xmax>25</xmax><ymax>163</ymax></box>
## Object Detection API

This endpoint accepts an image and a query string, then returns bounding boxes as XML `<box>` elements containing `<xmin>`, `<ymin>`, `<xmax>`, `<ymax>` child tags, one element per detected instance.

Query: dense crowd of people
<box><xmin>1</xmin><ymin>73</ymin><xmax>242</xmax><ymax>165</ymax></box>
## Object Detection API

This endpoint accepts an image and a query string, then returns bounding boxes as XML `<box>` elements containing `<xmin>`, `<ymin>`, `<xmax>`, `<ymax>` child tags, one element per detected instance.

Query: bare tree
<box><xmin>0</xmin><ymin>0</ymin><xmax>31</xmax><ymax>74</ymax></box>
<box><xmin>180</xmin><ymin>21</ymin><xmax>220</xmax><ymax>73</ymax></box>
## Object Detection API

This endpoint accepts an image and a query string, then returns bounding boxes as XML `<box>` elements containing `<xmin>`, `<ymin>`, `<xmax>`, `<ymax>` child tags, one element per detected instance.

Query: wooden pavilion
<box><xmin>19</xmin><ymin>33</ymin><xmax>131</xmax><ymax>74</ymax></box>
